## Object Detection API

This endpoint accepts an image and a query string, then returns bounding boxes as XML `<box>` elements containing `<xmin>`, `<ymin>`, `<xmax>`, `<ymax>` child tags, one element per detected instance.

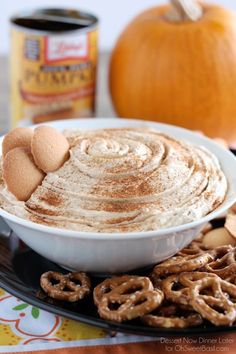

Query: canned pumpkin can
<box><xmin>10</xmin><ymin>8</ymin><xmax>98</xmax><ymax>127</ymax></box>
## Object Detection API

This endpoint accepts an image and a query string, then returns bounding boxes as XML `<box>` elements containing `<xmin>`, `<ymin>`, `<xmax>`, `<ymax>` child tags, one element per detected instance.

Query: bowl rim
<box><xmin>0</xmin><ymin>117</ymin><xmax>236</xmax><ymax>240</ymax></box>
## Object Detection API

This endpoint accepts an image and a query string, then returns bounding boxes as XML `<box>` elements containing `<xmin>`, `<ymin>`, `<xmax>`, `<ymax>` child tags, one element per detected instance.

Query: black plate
<box><xmin>0</xmin><ymin>218</ymin><xmax>236</xmax><ymax>337</ymax></box>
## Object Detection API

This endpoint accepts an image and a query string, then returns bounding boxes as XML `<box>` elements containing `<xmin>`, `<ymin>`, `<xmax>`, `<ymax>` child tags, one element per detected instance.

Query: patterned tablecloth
<box><xmin>0</xmin><ymin>288</ymin><xmax>107</xmax><ymax>345</ymax></box>
<box><xmin>1</xmin><ymin>287</ymin><xmax>236</xmax><ymax>354</ymax></box>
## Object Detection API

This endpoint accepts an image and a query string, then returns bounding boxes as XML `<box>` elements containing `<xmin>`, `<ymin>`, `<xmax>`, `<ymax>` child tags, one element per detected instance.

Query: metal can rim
<box><xmin>10</xmin><ymin>7</ymin><xmax>99</xmax><ymax>36</ymax></box>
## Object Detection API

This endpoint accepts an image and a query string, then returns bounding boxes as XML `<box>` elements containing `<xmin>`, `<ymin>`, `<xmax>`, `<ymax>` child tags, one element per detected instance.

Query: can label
<box><xmin>11</xmin><ymin>27</ymin><xmax>98</xmax><ymax>126</ymax></box>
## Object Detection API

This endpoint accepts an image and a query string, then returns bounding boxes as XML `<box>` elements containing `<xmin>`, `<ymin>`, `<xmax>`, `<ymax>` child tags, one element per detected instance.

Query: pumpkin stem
<box><xmin>166</xmin><ymin>0</ymin><xmax>203</xmax><ymax>22</ymax></box>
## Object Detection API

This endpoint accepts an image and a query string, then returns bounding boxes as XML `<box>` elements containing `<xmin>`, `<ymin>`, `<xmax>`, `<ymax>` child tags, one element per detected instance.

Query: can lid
<box><xmin>11</xmin><ymin>8</ymin><xmax>98</xmax><ymax>32</ymax></box>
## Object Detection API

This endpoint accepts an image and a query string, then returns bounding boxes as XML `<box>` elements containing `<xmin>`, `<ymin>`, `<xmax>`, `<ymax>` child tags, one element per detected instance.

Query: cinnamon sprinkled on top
<box><xmin>0</xmin><ymin>128</ymin><xmax>227</xmax><ymax>232</ymax></box>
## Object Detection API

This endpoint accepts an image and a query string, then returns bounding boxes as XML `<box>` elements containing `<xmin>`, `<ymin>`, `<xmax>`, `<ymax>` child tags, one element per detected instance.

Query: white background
<box><xmin>1</xmin><ymin>0</ymin><xmax>236</xmax><ymax>54</ymax></box>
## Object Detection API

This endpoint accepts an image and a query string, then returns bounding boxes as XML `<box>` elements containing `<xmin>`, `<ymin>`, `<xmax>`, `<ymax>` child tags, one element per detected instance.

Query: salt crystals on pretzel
<box><xmin>40</xmin><ymin>271</ymin><xmax>91</xmax><ymax>302</ymax></box>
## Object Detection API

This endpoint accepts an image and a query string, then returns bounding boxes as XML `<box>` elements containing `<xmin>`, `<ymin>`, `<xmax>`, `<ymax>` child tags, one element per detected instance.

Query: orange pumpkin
<box><xmin>109</xmin><ymin>0</ymin><xmax>236</xmax><ymax>143</ymax></box>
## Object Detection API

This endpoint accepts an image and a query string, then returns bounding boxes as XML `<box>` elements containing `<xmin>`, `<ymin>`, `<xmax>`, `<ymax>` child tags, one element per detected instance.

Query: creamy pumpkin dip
<box><xmin>0</xmin><ymin>127</ymin><xmax>227</xmax><ymax>232</ymax></box>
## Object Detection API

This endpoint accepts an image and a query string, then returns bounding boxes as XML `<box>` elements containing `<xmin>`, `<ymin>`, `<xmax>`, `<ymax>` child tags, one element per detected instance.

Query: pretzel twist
<box><xmin>204</xmin><ymin>247</ymin><xmax>236</xmax><ymax>278</ymax></box>
<box><xmin>40</xmin><ymin>271</ymin><xmax>91</xmax><ymax>302</ymax></box>
<box><xmin>94</xmin><ymin>276</ymin><xmax>163</xmax><ymax>322</ymax></box>
<box><xmin>189</xmin><ymin>276</ymin><xmax>236</xmax><ymax>326</ymax></box>
<box><xmin>161</xmin><ymin>274</ymin><xmax>191</xmax><ymax>306</ymax></box>
<box><xmin>142</xmin><ymin>312</ymin><xmax>203</xmax><ymax>328</ymax></box>
<box><xmin>93</xmin><ymin>275</ymin><xmax>151</xmax><ymax>306</ymax></box>
<box><xmin>151</xmin><ymin>252</ymin><xmax>214</xmax><ymax>281</ymax></box>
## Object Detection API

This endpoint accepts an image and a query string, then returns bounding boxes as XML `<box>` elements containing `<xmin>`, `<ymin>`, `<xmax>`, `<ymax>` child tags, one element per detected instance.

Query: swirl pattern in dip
<box><xmin>0</xmin><ymin>128</ymin><xmax>227</xmax><ymax>232</ymax></box>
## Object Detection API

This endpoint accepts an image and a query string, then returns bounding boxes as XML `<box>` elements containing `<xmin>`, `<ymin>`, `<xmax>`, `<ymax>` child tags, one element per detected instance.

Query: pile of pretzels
<box><xmin>93</xmin><ymin>242</ymin><xmax>236</xmax><ymax>328</ymax></box>
<box><xmin>40</xmin><ymin>216</ymin><xmax>236</xmax><ymax>328</ymax></box>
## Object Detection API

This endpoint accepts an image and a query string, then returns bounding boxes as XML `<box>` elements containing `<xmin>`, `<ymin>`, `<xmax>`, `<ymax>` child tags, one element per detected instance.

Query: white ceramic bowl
<box><xmin>0</xmin><ymin>118</ymin><xmax>236</xmax><ymax>274</ymax></box>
